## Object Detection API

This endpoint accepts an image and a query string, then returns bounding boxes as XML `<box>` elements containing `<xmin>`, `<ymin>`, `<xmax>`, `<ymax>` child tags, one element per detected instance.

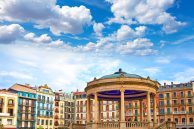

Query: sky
<box><xmin>0</xmin><ymin>0</ymin><xmax>194</xmax><ymax>92</ymax></box>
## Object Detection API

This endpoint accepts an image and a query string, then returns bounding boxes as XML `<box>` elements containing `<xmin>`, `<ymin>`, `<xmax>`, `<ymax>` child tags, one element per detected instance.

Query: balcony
<box><xmin>0</xmin><ymin>113</ymin><xmax>10</xmax><ymax>117</ymax></box>
<box><xmin>166</xmin><ymin>112</ymin><xmax>172</xmax><ymax>115</ymax></box>
<box><xmin>173</xmin><ymin>111</ymin><xmax>186</xmax><ymax>114</ymax></box>
<box><xmin>8</xmin><ymin>103</ymin><xmax>14</xmax><ymax>106</ymax></box>
<box><xmin>166</xmin><ymin>104</ymin><xmax>171</xmax><ymax>107</ymax></box>
<box><xmin>187</xmin><ymin>103</ymin><xmax>192</xmax><ymax>106</ymax></box>
<box><xmin>187</xmin><ymin>94</ymin><xmax>192</xmax><ymax>98</ymax></box>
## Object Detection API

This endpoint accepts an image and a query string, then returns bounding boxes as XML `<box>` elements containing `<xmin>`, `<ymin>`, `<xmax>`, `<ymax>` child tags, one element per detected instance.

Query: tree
<box><xmin>0</xmin><ymin>124</ymin><xmax>4</xmax><ymax>129</ymax></box>
<box><xmin>37</xmin><ymin>125</ymin><xmax>43</xmax><ymax>129</ymax></box>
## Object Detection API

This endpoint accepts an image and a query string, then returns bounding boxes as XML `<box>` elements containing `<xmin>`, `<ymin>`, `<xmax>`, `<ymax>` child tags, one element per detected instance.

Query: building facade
<box><xmin>36</xmin><ymin>84</ymin><xmax>54</xmax><ymax>129</ymax></box>
<box><xmin>9</xmin><ymin>84</ymin><xmax>37</xmax><ymax>129</ymax></box>
<box><xmin>54</xmin><ymin>91</ymin><xmax>75</xmax><ymax>129</ymax></box>
<box><xmin>63</xmin><ymin>93</ymin><xmax>74</xmax><ymax>129</ymax></box>
<box><xmin>157</xmin><ymin>82</ymin><xmax>194</xmax><ymax>129</ymax></box>
<box><xmin>0</xmin><ymin>90</ymin><xmax>18</xmax><ymax>129</ymax></box>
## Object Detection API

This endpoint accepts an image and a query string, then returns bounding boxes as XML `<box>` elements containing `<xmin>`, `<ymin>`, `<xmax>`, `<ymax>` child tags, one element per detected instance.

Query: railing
<box><xmin>98</xmin><ymin>122</ymin><xmax>120</xmax><ymax>128</ymax></box>
<box><xmin>173</xmin><ymin>111</ymin><xmax>186</xmax><ymax>114</ymax></box>
<box><xmin>154</xmin><ymin>121</ymin><xmax>176</xmax><ymax>129</ymax></box>
<box><xmin>125</xmin><ymin>121</ymin><xmax>148</xmax><ymax>128</ymax></box>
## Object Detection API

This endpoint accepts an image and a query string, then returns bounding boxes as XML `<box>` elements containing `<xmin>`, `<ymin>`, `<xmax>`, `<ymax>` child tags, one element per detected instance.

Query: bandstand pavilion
<box><xmin>85</xmin><ymin>69</ymin><xmax>161</xmax><ymax>129</ymax></box>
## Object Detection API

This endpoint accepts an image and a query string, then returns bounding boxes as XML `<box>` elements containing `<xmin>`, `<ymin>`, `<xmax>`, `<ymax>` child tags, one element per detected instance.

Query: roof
<box><xmin>9</xmin><ymin>83</ymin><xmax>36</xmax><ymax>94</ymax></box>
<box><xmin>100</xmin><ymin>68</ymin><xmax>142</xmax><ymax>79</ymax></box>
<box><xmin>0</xmin><ymin>89</ymin><xmax>17</xmax><ymax>95</ymax></box>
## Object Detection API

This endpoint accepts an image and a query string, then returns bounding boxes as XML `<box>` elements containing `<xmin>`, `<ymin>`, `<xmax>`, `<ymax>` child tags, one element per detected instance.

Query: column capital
<box><xmin>120</xmin><ymin>88</ymin><xmax>125</xmax><ymax>92</ymax></box>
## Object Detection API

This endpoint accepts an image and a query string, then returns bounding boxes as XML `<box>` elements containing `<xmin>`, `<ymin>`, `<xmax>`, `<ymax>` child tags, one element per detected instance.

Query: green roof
<box><xmin>100</xmin><ymin>68</ymin><xmax>142</xmax><ymax>79</ymax></box>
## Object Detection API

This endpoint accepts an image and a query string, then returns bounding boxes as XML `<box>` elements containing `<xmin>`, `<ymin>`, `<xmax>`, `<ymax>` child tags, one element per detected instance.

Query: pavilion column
<box><xmin>146</xmin><ymin>91</ymin><xmax>151</xmax><ymax>124</ymax></box>
<box><xmin>140</xmin><ymin>99</ymin><xmax>144</xmax><ymax>122</ymax></box>
<box><xmin>153</xmin><ymin>94</ymin><xmax>157</xmax><ymax>127</ymax></box>
<box><xmin>98</xmin><ymin>100</ymin><xmax>101</xmax><ymax>122</ymax></box>
<box><xmin>94</xmin><ymin>92</ymin><xmax>99</xmax><ymax>123</ymax></box>
<box><xmin>120</xmin><ymin>89</ymin><xmax>126</xmax><ymax>128</ymax></box>
<box><xmin>87</xmin><ymin>96</ymin><xmax>91</xmax><ymax>123</ymax></box>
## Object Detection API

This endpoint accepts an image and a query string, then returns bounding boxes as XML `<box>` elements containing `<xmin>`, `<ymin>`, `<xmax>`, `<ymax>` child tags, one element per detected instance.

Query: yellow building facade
<box><xmin>0</xmin><ymin>90</ymin><xmax>18</xmax><ymax>129</ymax></box>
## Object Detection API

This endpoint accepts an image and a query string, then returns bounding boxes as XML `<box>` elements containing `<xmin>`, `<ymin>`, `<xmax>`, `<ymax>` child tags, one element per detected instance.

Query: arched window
<box><xmin>190</xmin><ymin>118</ymin><xmax>193</xmax><ymax>123</ymax></box>
<box><xmin>8</xmin><ymin>99</ymin><xmax>13</xmax><ymax>105</ymax></box>
<box><xmin>174</xmin><ymin>118</ymin><xmax>178</xmax><ymax>123</ymax></box>
<box><xmin>182</xmin><ymin>118</ymin><xmax>185</xmax><ymax>123</ymax></box>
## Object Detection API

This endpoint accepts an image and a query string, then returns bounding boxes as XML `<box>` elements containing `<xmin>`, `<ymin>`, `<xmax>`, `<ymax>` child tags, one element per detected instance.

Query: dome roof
<box><xmin>100</xmin><ymin>68</ymin><xmax>142</xmax><ymax>79</ymax></box>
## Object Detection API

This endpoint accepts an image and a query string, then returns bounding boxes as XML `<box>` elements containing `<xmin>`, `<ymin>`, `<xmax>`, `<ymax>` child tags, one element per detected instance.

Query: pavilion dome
<box><xmin>100</xmin><ymin>68</ymin><xmax>142</xmax><ymax>79</ymax></box>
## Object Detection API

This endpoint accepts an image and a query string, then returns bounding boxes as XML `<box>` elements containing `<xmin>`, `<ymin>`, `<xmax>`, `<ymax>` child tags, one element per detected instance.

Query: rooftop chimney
<box><xmin>171</xmin><ymin>82</ymin><xmax>173</xmax><ymax>86</ymax></box>
<box><xmin>164</xmin><ymin>82</ymin><xmax>166</xmax><ymax>86</ymax></box>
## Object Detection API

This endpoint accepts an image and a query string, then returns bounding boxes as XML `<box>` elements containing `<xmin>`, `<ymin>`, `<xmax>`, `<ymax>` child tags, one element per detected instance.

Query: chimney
<box><xmin>171</xmin><ymin>82</ymin><xmax>173</xmax><ymax>86</ymax></box>
<box><xmin>164</xmin><ymin>82</ymin><xmax>166</xmax><ymax>86</ymax></box>
<box><xmin>192</xmin><ymin>81</ymin><xmax>194</xmax><ymax>92</ymax></box>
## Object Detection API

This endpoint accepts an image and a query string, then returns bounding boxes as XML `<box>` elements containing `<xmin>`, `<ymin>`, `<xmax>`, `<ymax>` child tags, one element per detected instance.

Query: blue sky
<box><xmin>0</xmin><ymin>0</ymin><xmax>194</xmax><ymax>91</ymax></box>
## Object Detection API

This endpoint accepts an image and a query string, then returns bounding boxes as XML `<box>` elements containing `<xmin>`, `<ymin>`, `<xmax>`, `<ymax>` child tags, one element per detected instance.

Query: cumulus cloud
<box><xmin>116</xmin><ymin>25</ymin><xmax>146</xmax><ymax>40</ymax></box>
<box><xmin>0</xmin><ymin>0</ymin><xmax>92</xmax><ymax>35</ymax></box>
<box><xmin>0</xmin><ymin>24</ymin><xmax>24</xmax><ymax>43</ymax></box>
<box><xmin>93</xmin><ymin>23</ymin><xmax>105</xmax><ymax>36</ymax></box>
<box><xmin>117</xmin><ymin>38</ymin><xmax>157</xmax><ymax>55</ymax></box>
<box><xmin>24</xmin><ymin>33</ymin><xmax>52</xmax><ymax>43</ymax></box>
<box><xmin>106</xmin><ymin>0</ymin><xmax>185</xmax><ymax>33</ymax></box>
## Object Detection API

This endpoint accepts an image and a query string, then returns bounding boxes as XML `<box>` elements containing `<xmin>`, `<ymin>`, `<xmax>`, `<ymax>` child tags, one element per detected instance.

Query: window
<box><xmin>37</xmin><ymin>119</ymin><xmax>40</xmax><ymax>125</ymax></box>
<box><xmin>188</xmin><ymin>91</ymin><xmax>191</xmax><ymax>96</ymax></box>
<box><xmin>173</xmin><ymin>100</ymin><xmax>177</xmax><ymax>105</ymax></box>
<box><xmin>50</xmin><ymin>120</ymin><xmax>52</xmax><ymax>125</ymax></box>
<box><xmin>181</xmin><ymin>107</ymin><xmax>185</xmax><ymax>111</ymax></box>
<box><xmin>160</xmin><ymin>109</ymin><xmax>164</xmax><ymax>114</ymax></box>
<box><xmin>166</xmin><ymin>93</ymin><xmax>170</xmax><ymax>98</ymax></box>
<box><xmin>167</xmin><ymin>108</ymin><xmax>170</xmax><ymax>114</ymax></box>
<box><xmin>8</xmin><ymin>99</ymin><xmax>13</xmax><ymax>105</ymax></box>
<box><xmin>0</xmin><ymin>119</ymin><xmax>2</xmax><ymax>124</ymax></box>
<box><xmin>159</xmin><ymin>101</ymin><xmax>164</xmax><ymax>106</ymax></box>
<box><xmin>174</xmin><ymin>108</ymin><xmax>177</xmax><ymax>112</ymax></box>
<box><xmin>189</xmin><ymin>107</ymin><xmax>192</xmax><ymax>113</ymax></box>
<box><xmin>174</xmin><ymin>118</ymin><xmax>178</xmax><ymax>123</ymax></box>
<box><xmin>181</xmin><ymin>100</ymin><xmax>184</xmax><ymax>105</ymax></box>
<box><xmin>46</xmin><ymin>120</ymin><xmax>48</xmax><ymax>125</ymax></box>
<box><xmin>7</xmin><ymin>119</ymin><xmax>12</xmax><ymax>125</ymax></box>
<box><xmin>182</xmin><ymin>118</ymin><xmax>185</xmax><ymax>123</ymax></box>
<box><xmin>135</xmin><ymin>110</ymin><xmax>138</xmax><ymax>115</ymax></box>
<box><xmin>41</xmin><ymin>120</ymin><xmax>44</xmax><ymax>125</ymax></box>
<box><xmin>188</xmin><ymin>99</ymin><xmax>192</xmax><ymax>104</ymax></box>
<box><xmin>190</xmin><ymin>118</ymin><xmax>193</xmax><ymax>123</ymax></box>
<box><xmin>181</xmin><ymin>92</ymin><xmax>184</xmax><ymax>97</ymax></box>
<box><xmin>159</xmin><ymin>94</ymin><xmax>163</xmax><ymax>98</ymax></box>
<box><xmin>167</xmin><ymin>118</ymin><xmax>171</xmax><ymax>121</ymax></box>
<box><xmin>173</xmin><ymin>92</ymin><xmax>176</xmax><ymax>97</ymax></box>
<box><xmin>167</xmin><ymin>100</ymin><xmax>170</xmax><ymax>105</ymax></box>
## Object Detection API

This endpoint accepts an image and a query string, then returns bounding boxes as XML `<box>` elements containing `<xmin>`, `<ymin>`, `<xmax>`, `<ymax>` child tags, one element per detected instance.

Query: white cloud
<box><xmin>0</xmin><ymin>71</ymin><xmax>34</xmax><ymax>80</ymax></box>
<box><xmin>93</xmin><ymin>23</ymin><xmax>105</xmax><ymax>36</ymax></box>
<box><xmin>117</xmin><ymin>38</ymin><xmax>157</xmax><ymax>55</ymax></box>
<box><xmin>174</xmin><ymin>68</ymin><xmax>194</xmax><ymax>83</ymax></box>
<box><xmin>24</xmin><ymin>33</ymin><xmax>52</xmax><ymax>43</ymax></box>
<box><xmin>0</xmin><ymin>0</ymin><xmax>92</xmax><ymax>35</ymax></box>
<box><xmin>0</xmin><ymin>43</ymin><xmax>120</xmax><ymax>91</ymax></box>
<box><xmin>116</xmin><ymin>25</ymin><xmax>146</xmax><ymax>40</ymax></box>
<box><xmin>144</xmin><ymin>67</ymin><xmax>160</xmax><ymax>75</ymax></box>
<box><xmin>156</xmin><ymin>57</ymin><xmax>171</xmax><ymax>64</ymax></box>
<box><xmin>0</xmin><ymin>24</ymin><xmax>24</xmax><ymax>43</ymax></box>
<box><xmin>107</xmin><ymin>0</ymin><xmax>185</xmax><ymax>33</ymax></box>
